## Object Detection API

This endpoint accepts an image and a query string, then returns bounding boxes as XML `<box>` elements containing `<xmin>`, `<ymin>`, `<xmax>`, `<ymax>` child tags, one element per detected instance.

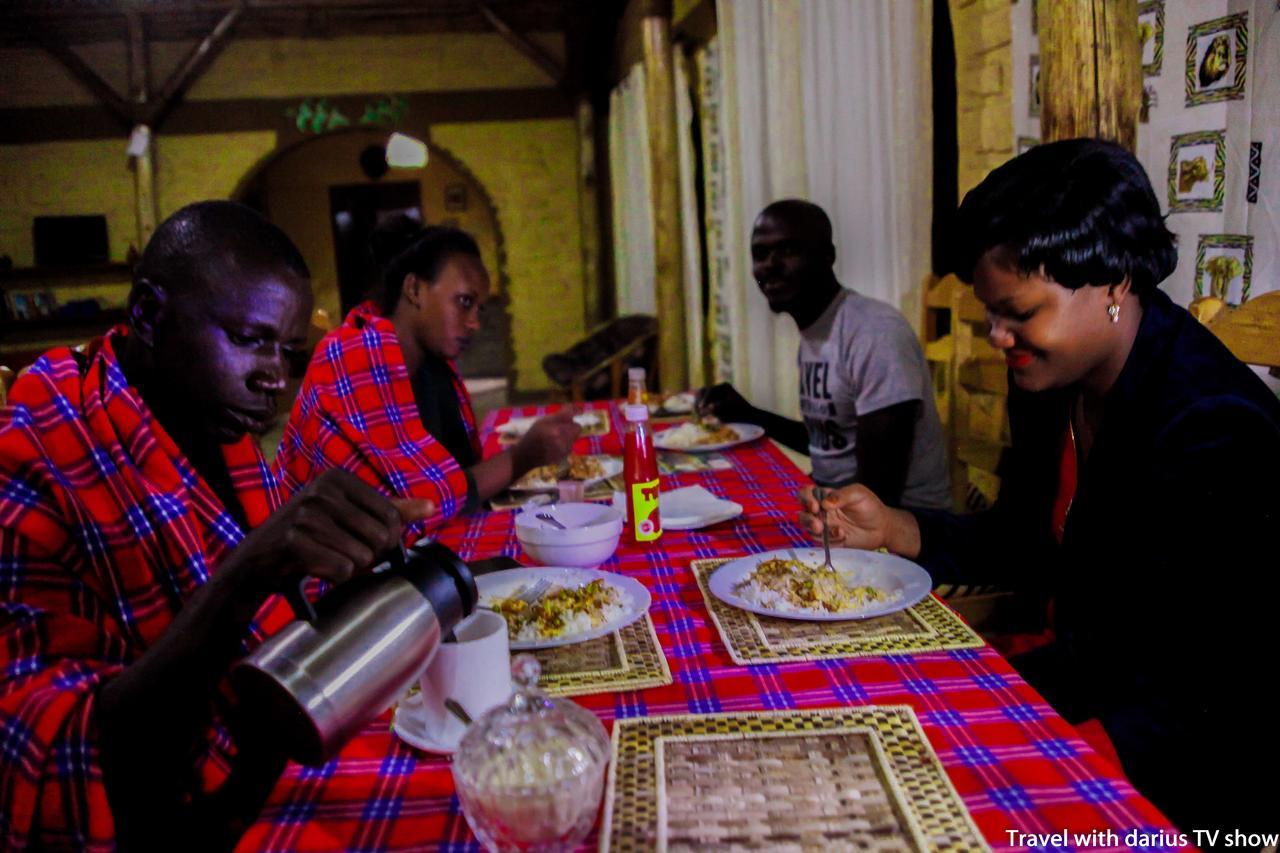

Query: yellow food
<box><xmin>518</xmin><ymin>454</ymin><xmax>605</xmax><ymax>487</ymax></box>
<box><xmin>734</xmin><ymin>558</ymin><xmax>885</xmax><ymax>613</ymax></box>
<box><xmin>491</xmin><ymin>579</ymin><xmax>621</xmax><ymax>641</ymax></box>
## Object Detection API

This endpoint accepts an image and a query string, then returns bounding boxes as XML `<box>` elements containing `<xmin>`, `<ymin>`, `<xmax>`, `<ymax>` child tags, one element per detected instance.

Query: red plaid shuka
<box><xmin>0</xmin><ymin>333</ymin><xmax>289</xmax><ymax>850</ymax></box>
<box><xmin>276</xmin><ymin>302</ymin><xmax>476</xmax><ymax>530</ymax></box>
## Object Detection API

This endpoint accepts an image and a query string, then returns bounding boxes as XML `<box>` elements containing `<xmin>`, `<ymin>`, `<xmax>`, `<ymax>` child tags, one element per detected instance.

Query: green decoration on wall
<box><xmin>359</xmin><ymin>95</ymin><xmax>409</xmax><ymax>128</ymax></box>
<box><xmin>288</xmin><ymin>98</ymin><xmax>351</xmax><ymax>134</ymax></box>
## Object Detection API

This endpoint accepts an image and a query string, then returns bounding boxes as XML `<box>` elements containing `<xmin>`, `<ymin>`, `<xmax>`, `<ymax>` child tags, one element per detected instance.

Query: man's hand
<box><xmin>225</xmin><ymin>469</ymin><xmax>434</xmax><ymax>599</ymax></box>
<box><xmin>696</xmin><ymin>383</ymin><xmax>754</xmax><ymax>422</ymax></box>
<box><xmin>512</xmin><ymin>409</ymin><xmax>581</xmax><ymax>473</ymax></box>
<box><xmin>797</xmin><ymin>483</ymin><xmax>921</xmax><ymax>557</ymax></box>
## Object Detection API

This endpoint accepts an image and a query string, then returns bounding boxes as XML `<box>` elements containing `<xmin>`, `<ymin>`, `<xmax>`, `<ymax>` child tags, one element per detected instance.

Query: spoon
<box><xmin>536</xmin><ymin>512</ymin><xmax>567</xmax><ymax>530</ymax></box>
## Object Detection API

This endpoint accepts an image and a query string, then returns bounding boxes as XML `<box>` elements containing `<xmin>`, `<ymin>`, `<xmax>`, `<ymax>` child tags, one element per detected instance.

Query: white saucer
<box><xmin>392</xmin><ymin>695</ymin><xmax>457</xmax><ymax>755</ymax></box>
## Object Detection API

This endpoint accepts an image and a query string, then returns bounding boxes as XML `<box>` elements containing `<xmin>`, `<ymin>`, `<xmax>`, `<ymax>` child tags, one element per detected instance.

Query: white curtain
<box><xmin>714</xmin><ymin>0</ymin><xmax>933</xmax><ymax>416</ymax></box>
<box><xmin>608</xmin><ymin>64</ymin><xmax>656</xmax><ymax>316</ymax></box>
<box><xmin>801</xmin><ymin>0</ymin><xmax>933</xmax><ymax>331</ymax></box>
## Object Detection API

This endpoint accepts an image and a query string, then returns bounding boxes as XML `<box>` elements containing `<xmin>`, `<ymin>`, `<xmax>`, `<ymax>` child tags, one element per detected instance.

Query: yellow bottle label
<box><xmin>630</xmin><ymin>478</ymin><xmax>662</xmax><ymax>542</ymax></box>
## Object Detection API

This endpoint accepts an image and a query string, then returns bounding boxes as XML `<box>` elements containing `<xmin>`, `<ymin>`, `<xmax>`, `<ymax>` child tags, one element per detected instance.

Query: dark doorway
<box><xmin>329</xmin><ymin>181</ymin><xmax>422</xmax><ymax>314</ymax></box>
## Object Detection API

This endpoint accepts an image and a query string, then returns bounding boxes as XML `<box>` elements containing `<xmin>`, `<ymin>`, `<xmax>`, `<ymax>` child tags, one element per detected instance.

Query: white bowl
<box><xmin>515</xmin><ymin>503</ymin><xmax>623</xmax><ymax>568</ymax></box>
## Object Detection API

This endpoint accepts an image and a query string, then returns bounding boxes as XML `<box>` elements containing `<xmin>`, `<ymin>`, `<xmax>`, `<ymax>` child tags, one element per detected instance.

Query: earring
<box><xmin>1107</xmin><ymin>303</ymin><xmax>1120</xmax><ymax>324</ymax></box>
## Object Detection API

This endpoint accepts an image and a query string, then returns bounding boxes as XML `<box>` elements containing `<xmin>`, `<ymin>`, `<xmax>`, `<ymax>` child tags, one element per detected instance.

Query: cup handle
<box><xmin>284</xmin><ymin>576</ymin><xmax>319</xmax><ymax>625</ymax></box>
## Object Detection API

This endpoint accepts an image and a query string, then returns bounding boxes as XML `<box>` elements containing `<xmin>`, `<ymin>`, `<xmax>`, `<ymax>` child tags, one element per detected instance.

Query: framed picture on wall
<box><xmin>1168</xmin><ymin>130</ymin><xmax>1225</xmax><ymax>213</ymax></box>
<box><xmin>1139</xmin><ymin>1</ymin><xmax>1164</xmax><ymax>77</ymax></box>
<box><xmin>1185</xmin><ymin>13</ymin><xmax>1248</xmax><ymax>106</ymax></box>
<box><xmin>1029</xmin><ymin>55</ymin><xmax>1041</xmax><ymax>118</ymax></box>
<box><xmin>1195</xmin><ymin>235</ymin><xmax>1253</xmax><ymax>304</ymax></box>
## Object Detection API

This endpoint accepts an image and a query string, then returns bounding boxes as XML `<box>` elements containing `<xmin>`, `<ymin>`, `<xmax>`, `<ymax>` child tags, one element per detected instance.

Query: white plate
<box><xmin>652</xmin><ymin>422</ymin><xmax>765</xmax><ymax>453</ymax></box>
<box><xmin>708</xmin><ymin>548</ymin><xmax>931</xmax><ymax>621</ymax></box>
<box><xmin>477</xmin><ymin>567</ymin><xmax>651</xmax><ymax>649</ymax></box>
<box><xmin>497</xmin><ymin>411</ymin><xmax>606</xmax><ymax>438</ymax></box>
<box><xmin>509</xmin><ymin>456</ymin><xmax>623</xmax><ymax>493</ymax></box>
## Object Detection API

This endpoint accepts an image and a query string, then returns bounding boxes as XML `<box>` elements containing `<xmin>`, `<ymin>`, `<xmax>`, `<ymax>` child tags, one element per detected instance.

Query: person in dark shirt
<box><xmin>798</xmin><ymin>139</ymin><xmax>1280</xmax><ymax>839</ymax></box>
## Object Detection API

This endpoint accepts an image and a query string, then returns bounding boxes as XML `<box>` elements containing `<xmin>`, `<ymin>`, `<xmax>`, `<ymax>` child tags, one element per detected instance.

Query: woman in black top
<box><xmin>800</xmin><ymin>139</ymin><xmax>1280</xmax><ymax>838</ymax></box>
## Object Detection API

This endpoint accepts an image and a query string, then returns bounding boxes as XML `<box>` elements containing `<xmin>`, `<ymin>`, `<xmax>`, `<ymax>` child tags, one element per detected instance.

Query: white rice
<box><xmin>498</xmin><ymin>585</ymin><xmax>630</xmax><ymax>643</ymax></box>
<box><xmin>735</xmin><ymin>577</ymin><xmax>898</xmax><ymax>616</ymax></box>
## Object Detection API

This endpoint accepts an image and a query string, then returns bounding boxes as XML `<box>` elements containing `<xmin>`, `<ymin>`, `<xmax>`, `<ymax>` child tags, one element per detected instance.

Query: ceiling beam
<box><xmin>40</xmin><ymin>38</ymin><xmax>134</xmax><ymax>128</ymax></box>
<box><xmin>147</xmin><ymin>1</ymin><xmax>245</xmax><ymax>126</ymax></box>
<box><xmin>475</xmin><ymin>1</ymin><xmax>564</xmax><ymax>86</ymax></box>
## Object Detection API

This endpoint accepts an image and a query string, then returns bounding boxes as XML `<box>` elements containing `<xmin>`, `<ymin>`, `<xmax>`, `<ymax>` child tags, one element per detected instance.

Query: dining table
<box><xmin>238</xmin><ymin>399</ymin><xmax>1183</xmax><ymax>852</ymax></box>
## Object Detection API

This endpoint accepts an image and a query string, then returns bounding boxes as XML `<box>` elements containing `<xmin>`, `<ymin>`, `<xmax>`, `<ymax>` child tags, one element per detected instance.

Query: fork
<box><xmin>814</xmin><ymin>486</ymin><xmax>834</xmax><ymax>571</ymax></box>
<box><xmin>514</xmin><ymin>578</ymin><xmax>553</xmax><ymax>605</ymax></box>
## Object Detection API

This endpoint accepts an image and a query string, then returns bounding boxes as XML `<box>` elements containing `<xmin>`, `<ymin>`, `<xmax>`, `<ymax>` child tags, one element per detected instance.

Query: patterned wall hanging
<box><xmin>1029</xmin><ymin>54</ymin><xmax>1041</xmax><ymax>118</ymax></box>
<box><xmin>1139</xmin><ymin>1</ymin><xmax>1165</xmax><ymax>76</ymax></box>
<box><xmin>1185</xmin><ymin>13</ymin><xmax>1249</xmax><ymax>106</ymax></box>
<box><xmin>1195</xmin><ymin>234</ymin><xmax>1254</xmax><ymax>304</ymax></box>
<box><xmin>1168</xmin><ymin>130</ymin><xmax>1226</xmax><ymax>213</ymax></box>
<box><xmin>1247</xmin><ymin>142</ymin><xmax>1262</xmax><ymax>204</ymax></box>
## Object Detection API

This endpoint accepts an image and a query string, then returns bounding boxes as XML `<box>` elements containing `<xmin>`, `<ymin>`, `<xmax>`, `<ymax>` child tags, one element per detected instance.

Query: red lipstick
<box><xmin>1005</xmin><ymin>349</ymin><xmax>1034</xmax><ymax>369</ymax></box>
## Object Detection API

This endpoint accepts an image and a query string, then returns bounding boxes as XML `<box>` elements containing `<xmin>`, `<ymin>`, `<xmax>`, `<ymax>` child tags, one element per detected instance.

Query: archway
<box><xmin>233</xmin><ymin>128</ymin><xmax>512</xmax><ymax>383</ymax></box>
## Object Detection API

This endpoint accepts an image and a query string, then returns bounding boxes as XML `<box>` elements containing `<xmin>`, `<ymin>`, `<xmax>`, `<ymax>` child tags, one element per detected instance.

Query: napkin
<box><xmin>658</xmin><ymin>486</ymin><xmax>743</xmax><ymax>530</ymax></box>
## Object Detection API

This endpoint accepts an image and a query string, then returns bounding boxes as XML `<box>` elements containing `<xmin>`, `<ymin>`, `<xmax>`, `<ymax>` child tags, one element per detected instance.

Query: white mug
<box><xmin>418</xmin><ymin>610</ymin><xmax>512</xmax><ymax>748</ymax></box>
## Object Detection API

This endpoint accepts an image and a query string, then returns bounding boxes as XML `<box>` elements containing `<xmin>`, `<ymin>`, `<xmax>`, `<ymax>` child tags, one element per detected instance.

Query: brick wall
<box><xmin>949</xmin><ymin>0</ymin><xmax>1014</xmax><ymax>197</ymax></box>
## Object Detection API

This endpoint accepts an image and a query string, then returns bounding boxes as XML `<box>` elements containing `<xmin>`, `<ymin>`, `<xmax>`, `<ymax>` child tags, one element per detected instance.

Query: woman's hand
<box><xmin>512</xmin><ymin>409</ymin><xmax>581</xmax><ymax>473</ymax></box>
<box><xmin>797</xmin><ymin>483</ymin><xmax>921</xmax><ymax>558</ymax></box>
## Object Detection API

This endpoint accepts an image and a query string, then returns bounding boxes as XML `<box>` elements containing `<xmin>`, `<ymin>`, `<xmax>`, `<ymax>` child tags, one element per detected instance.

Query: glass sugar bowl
<box><xmin>452</xmin><ymin>655</ymin><xmax>611</xmax><ymax>852</ymax></box>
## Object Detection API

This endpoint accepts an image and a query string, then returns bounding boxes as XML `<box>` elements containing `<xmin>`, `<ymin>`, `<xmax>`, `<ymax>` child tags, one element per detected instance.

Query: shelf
<box><xmin>0</xmin><ymin>263</ymin><xmax>133</xmax><ymax>290</ymax></box>
<box><xmin>0</xmin><ymin>309</ymin><xmax>127</xmax><ymax>345</ymax></box>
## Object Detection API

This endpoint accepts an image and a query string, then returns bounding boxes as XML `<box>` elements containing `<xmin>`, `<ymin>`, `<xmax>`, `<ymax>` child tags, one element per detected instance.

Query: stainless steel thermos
<box><xmin>232</xmin><ymin>540</ymin><xmax>477</xmax><ymax>766</ymax></box>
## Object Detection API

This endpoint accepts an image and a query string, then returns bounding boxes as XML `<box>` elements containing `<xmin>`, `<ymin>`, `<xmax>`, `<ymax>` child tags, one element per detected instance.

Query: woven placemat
<box><xmin>691</xmin><ymin>558</ymin><xmax>983</xmax><ymax>665</ymax></box>
<box><xmin>532</xmin><ymin>613</ymin><xmax>671</xmax><ymax>697</ymax></box>
<box><xmin>601</xmin><ymin>706</ymin><xmax>988</xmax><ymax>852</ymax></box>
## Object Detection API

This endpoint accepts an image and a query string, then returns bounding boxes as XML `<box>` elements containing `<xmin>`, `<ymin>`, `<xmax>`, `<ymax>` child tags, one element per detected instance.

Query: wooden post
<box><xmin>125</xmin><ymin>8</ymin><xmax>158</xmax><ymax>249</ymax></box>
<box><xmin>1040</xmin><ymin>0</ymin><xmax>1141</xmax><ymax>151</ymax></box>
<box><xmin>641</xmin><ymin>2</ymin><xmax>689</xmax><ymax>392</ymax></box>
<box><xmin>576</xmin><ymin>97</ymin><xmax>604</xmax><ymax>329</ymax></box>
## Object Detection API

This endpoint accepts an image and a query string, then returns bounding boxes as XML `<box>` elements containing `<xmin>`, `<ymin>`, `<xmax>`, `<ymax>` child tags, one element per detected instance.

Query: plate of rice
<box><xmin>653</xmin><ymin>421</ymin><xmax>764</xmax><ymax>452</ymax></box>
<box><xmin>708</xmin><ymin>548</ymin><xmax>931</xmax><ymax>621</ymax></box>
<box><xmin>510</xmin><ymin>454</ymin><xmax>623</xmax><ymax>492</ymax></box>
<box><xmin>477</xmin><ymin>567</ymin><xmax>651</xmax><ymax>649</ymax></box>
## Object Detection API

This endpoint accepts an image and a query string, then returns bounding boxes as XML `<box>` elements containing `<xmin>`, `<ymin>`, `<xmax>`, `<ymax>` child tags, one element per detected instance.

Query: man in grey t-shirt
<box><xmin>697</xmin><ymin>200</ymin><xmax>950</xmax><ymax>510</ymax></box>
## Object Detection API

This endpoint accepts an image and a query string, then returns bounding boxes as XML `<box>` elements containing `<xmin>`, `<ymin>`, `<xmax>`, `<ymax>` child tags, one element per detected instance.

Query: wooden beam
<box><xmin>147</xmin><ymin>1</ymin><xmax>245</xmax><ymax>127</ymax></box>
<box><xmin>641</xmin><ymin>8</ymin><xmax>688</xmax><ymax>392</ymax></box>
<box><xmin>475</xmin><ymin>1</ymin><xmax>564</xmax><ymax>86</ymax></box>
<box><xmin>39</xmin><ymin>39</ymin><xmax>133</xmax><ymax>128</ymax></box>
<box><xmin>0</xmin><ymin>88</ymin><xmax>576</xmax><ymax>145</ymax></box>
<box><xmin>575</xmin><ymin>97</ymin><xmax>603</xmax><ymax>328</ymax></box>
<box><xmin>125</xmin><ymin>8</ymin><xmax>150</xmax><ymax>105</ymax></box>
<box><xmin>1040</xmin><ymin>0</ymin><xmax>1141</xmax><ymax>150</ymax></box>
<box><xmin>124</xmin><ymin>6</ymin><xmax>157</xmax><ymax>248</ymax></box>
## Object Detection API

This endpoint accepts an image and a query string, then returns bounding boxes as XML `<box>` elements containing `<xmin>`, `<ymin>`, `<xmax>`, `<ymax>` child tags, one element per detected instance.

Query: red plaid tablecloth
<box><xmin>240</xmin><ymin>402</ymin><xmax>1182</xmax><ymax>852</ymax></box>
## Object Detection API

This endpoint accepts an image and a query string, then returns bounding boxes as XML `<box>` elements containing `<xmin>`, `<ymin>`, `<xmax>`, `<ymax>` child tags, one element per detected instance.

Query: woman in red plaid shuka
<box><xmin>277</xmin><ymin>221</ymin><xmax>578</xmax><ymax>525</ymax></box>
<box><xmin>0</xmin><ymin>203</ymin><xmax>428</xmax><ymax>850</ymax></box>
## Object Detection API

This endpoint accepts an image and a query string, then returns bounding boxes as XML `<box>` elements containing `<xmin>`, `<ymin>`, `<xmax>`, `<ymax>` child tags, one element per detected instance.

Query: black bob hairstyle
<box><xmin>370</xmin><ymin>215</ymin><xmax>482</xmax><ymax>315</ymax></box>
<box><xmin>950</xmin><ymin>138</ymin><xmax>1177</xmax><ymax>296</ymax></box>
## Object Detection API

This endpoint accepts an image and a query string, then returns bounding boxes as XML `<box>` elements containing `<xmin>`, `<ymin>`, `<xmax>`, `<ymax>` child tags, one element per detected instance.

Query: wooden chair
<box><xmin>541</xmin><ymin>315</ymin><xmax>659</xmax><ymax>402</ymax></box>
<box><xmin>921</xmin><ymin>274</ymin><xmax>1010</xmax><ymax>510</ymax></box>
<box><xmin>1189</xmin><ymin>292</ymin><xmax>1280</xmax><ymax>372</ymax></box>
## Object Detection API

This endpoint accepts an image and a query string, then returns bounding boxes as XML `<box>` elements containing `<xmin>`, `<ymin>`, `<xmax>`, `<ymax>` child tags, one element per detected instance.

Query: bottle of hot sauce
<box><xmin>627</xmin><ymin>366</ymin><xmax>648</xmax><ymax>406</ymax></box>
<box><xmin>622</xmin><ymin>404</ymin><xmax>662</xmax><ymax>543</ymax></box>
